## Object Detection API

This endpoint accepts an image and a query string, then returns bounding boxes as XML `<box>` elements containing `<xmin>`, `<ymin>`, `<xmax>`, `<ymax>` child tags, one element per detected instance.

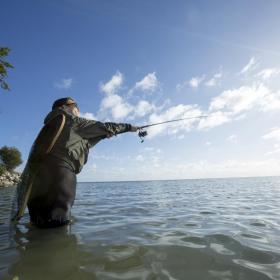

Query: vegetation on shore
<box><xmin>0</xmin><ymin>146</ymin><xmax>22</xmax><ymax>187</ymax></box>
<box><xmin>0</xmin><ymin>47</ymin><xmax>13</xmax><ymax>91</ymax></box>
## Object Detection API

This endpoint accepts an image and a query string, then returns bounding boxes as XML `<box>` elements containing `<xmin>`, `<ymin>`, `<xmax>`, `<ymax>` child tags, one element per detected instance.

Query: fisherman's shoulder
<box><xmin>43</xmin><ymin>108</ymin><xmax>70</xmax><ymax>123</ymax></box>
<box><xmin>44</xmin><ymin>109</ymin><xmax>86</xmax><ymax>123</ymax></box>
<box><xmin>72</xmin><ymin>115</ymin><xmax>99</xmax><ymax>126</ymax></box>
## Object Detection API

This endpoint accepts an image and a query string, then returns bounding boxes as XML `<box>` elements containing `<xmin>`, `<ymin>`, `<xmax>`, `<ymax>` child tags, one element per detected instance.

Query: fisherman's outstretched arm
<box><xmin>75</xmin><ymin>117</ymin><xmax>137</xmax><ymax>139</ymax></box>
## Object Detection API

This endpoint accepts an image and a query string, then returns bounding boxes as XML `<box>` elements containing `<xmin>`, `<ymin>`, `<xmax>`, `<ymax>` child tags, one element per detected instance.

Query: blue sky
<box><xmin>1</xmin><ymin>0</ymin><xmax>280</xmax><ymax>181</ymax></box>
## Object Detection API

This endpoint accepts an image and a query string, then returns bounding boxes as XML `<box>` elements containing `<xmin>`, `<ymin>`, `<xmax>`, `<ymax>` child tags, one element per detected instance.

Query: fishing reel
<box><xmin>138</xmin><ymin>129</ymin><xmax>148</xmax><ymax>143</ymax></box>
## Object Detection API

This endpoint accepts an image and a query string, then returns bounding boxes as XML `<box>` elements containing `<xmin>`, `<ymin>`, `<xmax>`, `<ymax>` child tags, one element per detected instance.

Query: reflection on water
<box><xmin>1</xmin><ymin>177</ymin><xmax>280</xmax><ymax>279</ymax></box>
<box><xmin>4</xmin><ymin>225</ymin><xmax>95</xmax><ymax>280</ymax></box>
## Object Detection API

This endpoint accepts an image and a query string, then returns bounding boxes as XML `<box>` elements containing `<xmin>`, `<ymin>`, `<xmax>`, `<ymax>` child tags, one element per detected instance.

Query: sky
<box><xmin>1</xmin><ymin>0</ymin><xmax>280</xmax><ymax>181</ymax></box>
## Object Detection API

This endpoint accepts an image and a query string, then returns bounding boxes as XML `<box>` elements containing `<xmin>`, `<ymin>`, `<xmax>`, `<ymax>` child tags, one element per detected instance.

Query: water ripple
<box><xmin>1</xmin><ymin>177</ymin><xmax>280</xmax><ymax>279</ymax></box>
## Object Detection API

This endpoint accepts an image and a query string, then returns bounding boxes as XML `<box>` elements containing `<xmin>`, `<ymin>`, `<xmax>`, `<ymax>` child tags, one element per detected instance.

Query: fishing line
<box><xmin>137</xmin><ymin>115</ymin><xmax>209</xmax><ymax>142</ymax></box>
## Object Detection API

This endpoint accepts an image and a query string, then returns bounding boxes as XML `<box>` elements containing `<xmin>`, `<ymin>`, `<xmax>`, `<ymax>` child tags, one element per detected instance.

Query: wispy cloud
<box><xmin>147</xmin><ymin>104</ymin><xmax>203</xmax><ymax>138</ymax></box>
<box><xmin>189</xmin><ymin>75</ymin><xmax>205</xmax><ymax>88</ymax></box>
<box><xmin>80</xmin><ymin>112</ymin><xmax>96</xmax><ymax>120</ymax></box>
<box><xmin>257</xmin><ymin>68</ymin><xmax>280</xmax><ymax>80</ymax></box>
<box><xmin>177</xmin><ymin>71</ymin><xmax>222</xmax><ymax>91</ymax></box>
<box><xmin>100</xmin><ymin>71</ymin><xmax>123</xmax><ymax>95</ymax></box>
<box><xmin>177</xmin><ymin>75</ymin><xmax>206</xmax><ymax>91</ymax></box>
<box><xmin>97</xmin><ymin>71</ymin><xmax>159</xmax><ymax>121</ymax></box>
<box><xmin>263</xmin><ymin>127</ymin><xmax>280</xmax><ymax>141</ymax></box>
<box><xmin>100</xmin><ymin>93</ymin><xmax>133</xmax><ymax>120</ymax></box>
<box><xmin>132</xmin><ymin>72</ymin><xmax>158</xmax><ymax>93</ymax></box>
<box><xmin>240</xmin><ymin>57</ymin><xmax>258</xmax><ymax>74</ymax></box>
<box><xmin>197</xmin><ymin>81</ymin><xmax>280</xmax><ymax>131</ymax></box>
<box><xmin>54</xmin><ymin>78</ymin><xmax>73</xmax><ymax>90</ymax></box>
<box><xmin>134</xmin><ymin>100</ymin><xmax>155</xmax><ymax>118</ymax></box>
<box><xmin>205</xmin><ymin>71</ymin><xmax>222</xmax><ymax>87</ymax></box>
<box><xmin>198</xmin><ymin>111</ymin><xmax>231</xmax><ymax>130</ymax></box>
<box><xmin>197</xmin><ymin>83</ymin><xmax>280</xmax><ymax>131</ymax></box>
<box><xmin>209</xmin><ymin>83</ymin><xmax>280</xmax><ymax>115</ymax></box>
<box><xmin>88</xmin><ymin>64</ymin><xmax>280</xmax><ymax>138</ymax></box>
<box><xmin>98</xmin><ymin>71</ymin><xmax>134</xmax><ymax>120</ymax></box>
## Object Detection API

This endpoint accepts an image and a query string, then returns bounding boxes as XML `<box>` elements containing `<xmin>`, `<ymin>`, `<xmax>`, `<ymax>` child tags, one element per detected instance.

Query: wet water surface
<box><xmin>1</xmin><ymin>177</ymin><xmax>280</xmax><ymax>279</ymax></box>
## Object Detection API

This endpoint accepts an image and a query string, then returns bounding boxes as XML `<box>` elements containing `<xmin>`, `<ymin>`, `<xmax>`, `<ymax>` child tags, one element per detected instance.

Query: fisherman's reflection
<box><xmin>7</xmin><ymin>224</ymin><xmax>96</xmax><ymax>280</ymax></box>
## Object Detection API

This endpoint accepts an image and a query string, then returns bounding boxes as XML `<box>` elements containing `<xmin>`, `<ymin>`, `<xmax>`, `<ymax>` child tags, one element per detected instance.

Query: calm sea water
<box><xmin>0</xmin><ymin>177</ymin><xmax>280</xmax><ymax>280</ymax></box>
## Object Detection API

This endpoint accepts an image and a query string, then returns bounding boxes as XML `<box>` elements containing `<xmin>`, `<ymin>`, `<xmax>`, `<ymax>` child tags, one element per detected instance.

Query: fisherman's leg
<box><xmin>47</xmin><ymin>165</ymin><xmax>76</xmax><ymax>228</ymax></box>
<box><xmin>28</xmin><ymin>160</ymin><xmax>76</xmax><ymax>228</ymax></box>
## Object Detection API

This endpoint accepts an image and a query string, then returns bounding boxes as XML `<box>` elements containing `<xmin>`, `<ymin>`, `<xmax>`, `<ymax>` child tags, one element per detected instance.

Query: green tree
<box><xmin>0</xmin><ymin>47</ymin><xmax>14</xmax><ymax>91</ymax></box>
<box><xmin>0</xmin><ymin>146</ymin><xmax>22</xmax><ymax>171</ymax></box>
<box><xmin>0</xmin><ymin>164</ymin><xmax>6</xmax><ymax>176</ymax></box>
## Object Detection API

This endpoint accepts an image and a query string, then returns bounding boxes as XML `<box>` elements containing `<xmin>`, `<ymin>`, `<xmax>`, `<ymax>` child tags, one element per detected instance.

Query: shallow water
<box><xmin>1</xmin><ymin>177</ymin><xmax>280</xmax><ymax>279</ymax></box>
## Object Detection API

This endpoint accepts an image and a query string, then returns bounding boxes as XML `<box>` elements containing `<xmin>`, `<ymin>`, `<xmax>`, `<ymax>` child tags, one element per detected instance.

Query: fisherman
<box><xmin>14</xmin><ymin>97</ymin><xmax>138</xmax><ymax>228</ymax></box>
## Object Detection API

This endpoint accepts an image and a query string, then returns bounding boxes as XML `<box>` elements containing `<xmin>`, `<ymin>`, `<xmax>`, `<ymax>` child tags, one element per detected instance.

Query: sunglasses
<box><xmin>67</xmin><ymin>102</ymin><xmax>79</xmax><ymax>111</ymax></box>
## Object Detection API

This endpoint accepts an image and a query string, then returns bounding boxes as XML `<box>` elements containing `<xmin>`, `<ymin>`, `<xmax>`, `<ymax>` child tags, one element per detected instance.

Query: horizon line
<box><xmin>78</xmin><ymin>174</ymin><xmax>280</xmax><ymax>184</ymax></box>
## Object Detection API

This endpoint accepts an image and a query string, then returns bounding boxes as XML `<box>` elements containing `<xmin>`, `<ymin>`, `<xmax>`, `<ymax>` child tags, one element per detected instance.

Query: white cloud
<box><xmin>189</xmin><ymin>75</ymin><xmax>205</xmax><ymax>88</ymax></box>
<box><xmin>227</xmin><ymin>134</ymin><xmax>238</xmax><ymax>143</ymax></box>
<box><xmin>54</xmin><ymin>78</ymin><xmax>73</xmax><ymax>90</ymax></box>
<box><xmin>263</xmin><ymin>127</ymin><xmax>280</xmax><ymax>141</ymax></box>
<box><xmin>134</xmin><ymin>100</ymin><xmax>154</xmax><ymax>118</ymax></box>
<box><xmin>90</xmin><ymin>69</ymin><xmax>280</xmax><ymax>139</ymax></box>
<box><xmin>205</xmin><ymin>71</ymin><xmax>223</xmax><ymax>87</ymax></box>
<box><xmin>177</xmin><ymin>71</ymin><xmax>222</xmax><ymax>90</ymax></box>
<box><xmin>205</xmin><ymin>78</ymin><xmax>217</xmax><ymax>87</ymax></box>
<box><xmin>98</xmin><ymin>72</ymin><xmax>157</xmax><ymax>121</ymax></box>
<box><xmin>240</xmin><ymin>57</ymin><xmax>258</xmax><ymax>74</ymax></box>
<box><xmin>177</xmin><ymin>75</ymin><xmax>205</xmax><ymax>90</ymax></box>
<box><xmin>80</xmin><ymin>112</ymin><xmax>96</xmax><ymax>120</ymax></box>
<box><xmin>258</xmin><ymin>68</ymin><xmax>280</xmax><ymax>80</ymax></box>
<box><xmin>100</xmin><ymin>96</ymin><xmax>154</xmax><ymax>121</ymax></box>
<box><xmin>100</xmin><ymin>93</ymin><xmax>133</xmax><ymax>120</ymax></box>
<box><xmin>133</xmin><ymin>72</ymin><xmax>158</xmax><ymax>93</ymax></box>
<box><xmin>198</xmin><ymin>111</ymin><xmax>231</xmax><ymax>130</ymax></box>
<box><xmin>205</xmin><ymin>141</ymin><xmax>212</xmax><ymax>146</ymax></box>
<box><xmin>100</xmin><ymin>71</ymin><xmax>123</xmax><ymax>95</ymax></box>
<box><xmin>209</xmin><ymin>83</ymin><xmax>280</xmax><ymax>115</ymax></box>
<box><xmin>175</xmin><ymin>82</ymin><xmax>280</xmax><ymax>132</ymax></box>
<box><xmin>147</xmin><ymin>104</ymin><xmax>203</xmax><ymax>138</ymax></box>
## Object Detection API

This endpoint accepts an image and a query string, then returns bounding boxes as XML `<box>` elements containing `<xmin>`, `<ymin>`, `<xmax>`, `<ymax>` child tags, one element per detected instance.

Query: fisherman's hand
<box><xmin>130</xmin><ymin>125</ymin><xmax>139</xmax><ymax>132</ymax></box>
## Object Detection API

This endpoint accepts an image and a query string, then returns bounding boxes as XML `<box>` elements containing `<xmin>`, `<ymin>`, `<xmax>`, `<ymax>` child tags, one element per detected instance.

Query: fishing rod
<box><xmin>137</xmin><ymin>115</ymin><xmax>208</xmax><ymax>142</ymax></box>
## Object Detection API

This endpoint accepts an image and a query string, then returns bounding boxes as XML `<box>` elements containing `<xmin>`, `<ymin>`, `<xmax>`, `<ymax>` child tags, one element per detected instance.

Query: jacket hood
<box><xmin>44</xmin><ymin>108</ymin><xmax>67</xmax><ymax>124</ymax></box>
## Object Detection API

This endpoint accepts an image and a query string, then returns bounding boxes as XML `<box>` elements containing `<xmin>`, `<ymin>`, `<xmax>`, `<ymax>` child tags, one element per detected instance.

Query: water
<box><xmin>1</xmin><ymin>177</ymin><xmax>280</xmax><ymax>280</ymax></box>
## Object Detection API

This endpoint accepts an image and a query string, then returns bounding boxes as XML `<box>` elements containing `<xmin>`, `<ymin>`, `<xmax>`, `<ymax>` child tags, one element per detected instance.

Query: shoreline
<box><xmin>0</xmin><ymin>170</ymin><xmax>21</xmax><ymax>187</ymax></box>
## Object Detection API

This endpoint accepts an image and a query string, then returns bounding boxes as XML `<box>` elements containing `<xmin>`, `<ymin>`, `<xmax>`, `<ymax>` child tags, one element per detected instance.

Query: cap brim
<box><xmin>65</xmin><ymin>100</ymin><xmax>76</xmax><ymax>106</ymax></box>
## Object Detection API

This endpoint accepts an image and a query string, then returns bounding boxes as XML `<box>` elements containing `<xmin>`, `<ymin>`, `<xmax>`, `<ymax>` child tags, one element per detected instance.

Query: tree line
<box><xmin>0</xmin><ymin>146</ymin><xmax>22</xmax><ymax>175</ymax></box>
<box><xmin>0</xmin><ymin>47</ymin><xmax>13</xmax><ymax>91</ymax></box>
<box><xmin>0</xmin><ymin>47</ymin><xmax>20</xmax><ymax>174</ymax></box>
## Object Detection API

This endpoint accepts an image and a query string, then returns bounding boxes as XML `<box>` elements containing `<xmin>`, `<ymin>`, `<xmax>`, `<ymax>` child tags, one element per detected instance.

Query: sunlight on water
<box><xmin>1</xmin><ymin>177</ymin><xmax>280</xmax><ymax>279</ymax></box>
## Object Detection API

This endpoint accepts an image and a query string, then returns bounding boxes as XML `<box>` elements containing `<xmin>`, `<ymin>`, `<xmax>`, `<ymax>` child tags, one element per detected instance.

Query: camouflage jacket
<box><xmin>41</xmin><ymin>108</ymin><xmax>132</xmax><ymax>174</ymax></box>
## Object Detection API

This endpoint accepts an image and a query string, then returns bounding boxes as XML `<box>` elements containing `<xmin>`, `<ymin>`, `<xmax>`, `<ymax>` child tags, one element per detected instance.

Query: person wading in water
<box><xmin>13</xmin><ymin>97</ymin><xmax>138</xmax><ymax>228</ymax></box>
